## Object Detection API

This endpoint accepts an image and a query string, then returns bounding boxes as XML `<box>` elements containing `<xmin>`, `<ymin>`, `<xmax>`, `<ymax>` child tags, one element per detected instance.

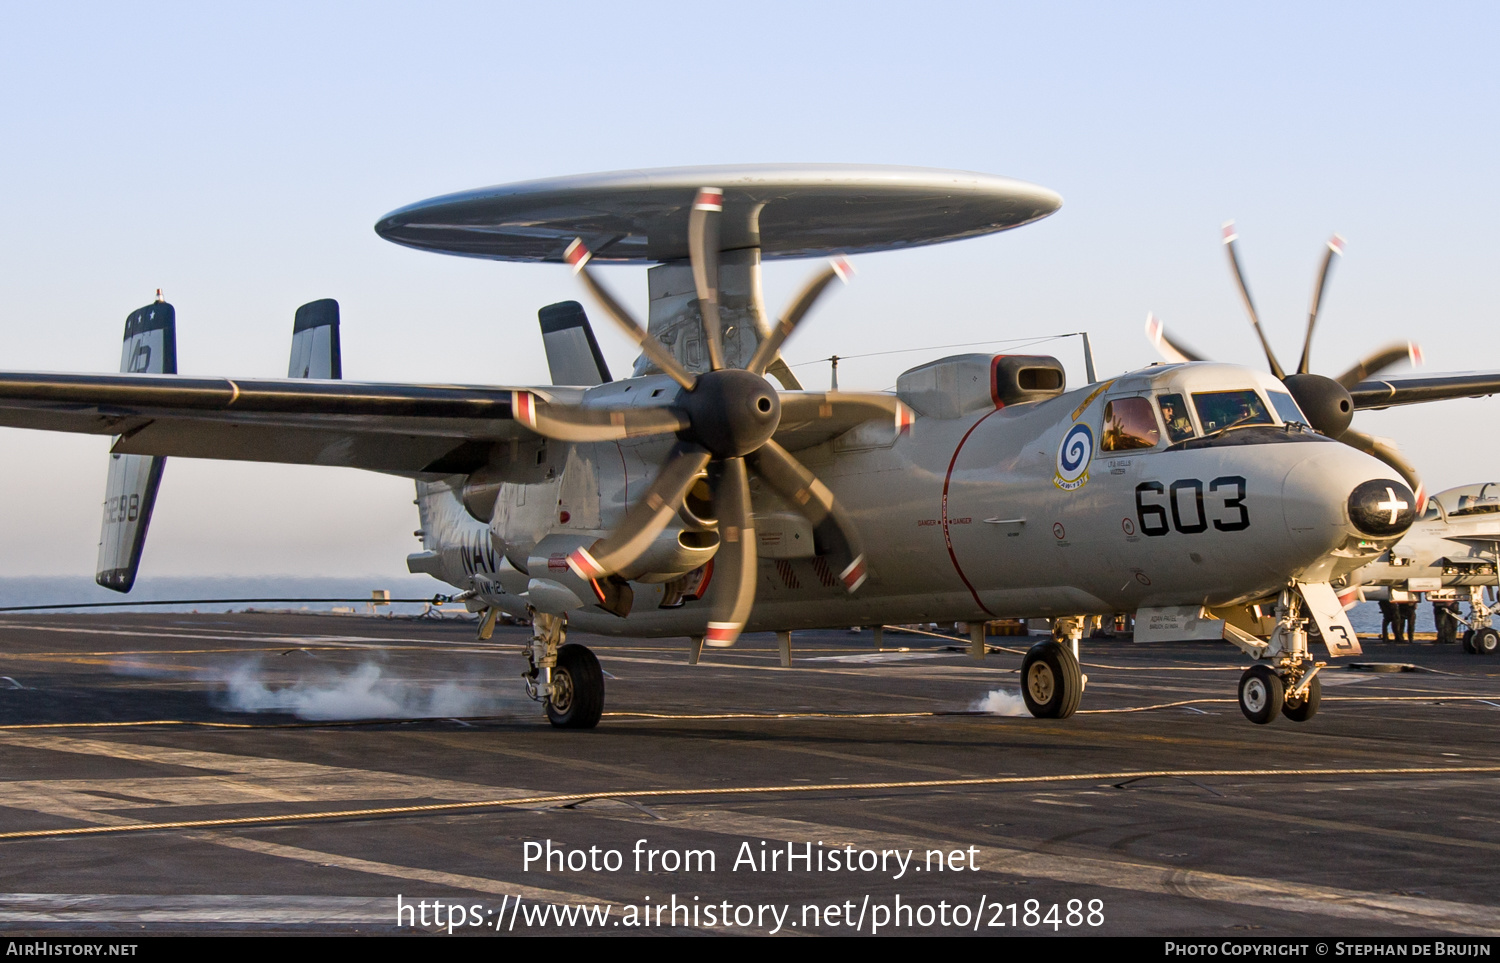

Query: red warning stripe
<box><xmin>942</xmin><ymin>410</ymin><xmax>1001</xmax><ymax>617</ymax></box>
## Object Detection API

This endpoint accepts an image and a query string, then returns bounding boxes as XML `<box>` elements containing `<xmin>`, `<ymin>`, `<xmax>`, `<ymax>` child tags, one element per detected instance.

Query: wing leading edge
<box><xmin>0</xmin><ymin>372</ymin><xmax>533</xmax><ymax>475</ymax></box>
<box><xmin>1351</xmin><ymin>372</ymin><xmax>1500</xmax><ymax>409</ymax></box>
<box><xmin>0</xmin><ymin>372</ymin><xmax>909</xmax><ymax>473</ymax></box>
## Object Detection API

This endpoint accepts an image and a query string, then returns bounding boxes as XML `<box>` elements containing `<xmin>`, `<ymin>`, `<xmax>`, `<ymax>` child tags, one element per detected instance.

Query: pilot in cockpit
<box><xmin>1157</xmin><ymin>393</ymin><xmax>1195</xmax><ymax>443</ymax></box>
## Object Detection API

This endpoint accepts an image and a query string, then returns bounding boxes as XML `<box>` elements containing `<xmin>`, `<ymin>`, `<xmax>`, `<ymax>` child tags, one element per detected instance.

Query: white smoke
<box><xmin>969</xmin><ymin>688</ymin><xmax>1030</xmax><ymax>716</ymax></box>
<box><xmin>213</xmin><ymin>660</ymin><xmax>526</xmax><ymax>721</ymax></box>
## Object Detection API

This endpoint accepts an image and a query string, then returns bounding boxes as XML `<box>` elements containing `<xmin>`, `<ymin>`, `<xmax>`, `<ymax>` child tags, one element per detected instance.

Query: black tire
<box><xmin>1238</xmin><ymin>664</ymin><xmax>1284</xmax><ymax>725</ymax></box>
<box><xmin>545</xmin><ymin>644</ymin><xmax>604</xmax><ymax>729</ymax></box>
<box><xmin>1474</xmin><ymin>627</ymin><xmax>1500</xmax><ymax>656</ymax></box>
<box><xmin>1020</xmin><ymin>640</ymin><xmax>1082</xmax><ymax>719</ymax></box>
<box><xmin>1283</xmin><ymin>674</ymin><xmax>1321</xmax><ymax>723</ymax></box>
<box><xmin>1462</xmin><ymin>629</ymin><xmax>1477</xmax><ymax>654</ymax></box>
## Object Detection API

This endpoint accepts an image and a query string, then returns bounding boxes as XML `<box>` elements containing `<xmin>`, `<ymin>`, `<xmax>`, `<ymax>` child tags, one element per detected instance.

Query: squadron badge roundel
<box><xmin>1054</xmin><ymin>422</ymin><xmax>1093</xmax><ymax>491</ymax></box>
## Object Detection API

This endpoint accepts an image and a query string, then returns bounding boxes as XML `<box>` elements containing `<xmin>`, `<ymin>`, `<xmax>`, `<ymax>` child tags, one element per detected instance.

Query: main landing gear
<box><xmin>1021</xmin><ymin>617</ymin><xmax>1087</xmax><ymax>718</ymax></box>
<box><xmin>1459</xmin><ymin>586</ymin><xmax>1500</xmax><ymax>655</ymax></box>
<box><xmin>1237</xmin><ymin>590</ymin><xmax>1322</xmax><ymax>725</ymax></box>
<box><xmin>524</xmin><ymin>611</ymin><xmax>604</xmax><ymax>729</ymax></box>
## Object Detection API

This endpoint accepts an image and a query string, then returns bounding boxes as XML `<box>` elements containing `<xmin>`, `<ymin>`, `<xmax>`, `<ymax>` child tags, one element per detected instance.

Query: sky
<box><xmin>0</xmin><ymin>2</ymin><xmax>1496</xmax><ymax>580</ymax></box>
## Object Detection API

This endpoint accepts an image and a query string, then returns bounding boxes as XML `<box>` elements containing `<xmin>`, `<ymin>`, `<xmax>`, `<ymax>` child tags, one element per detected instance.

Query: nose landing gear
<box><xmin>1238</xmin><ymin>589</ymin><xmax>1323</xmax><ymax>725</ymax></box>
<box><xmin>1238</xmin><ymin>664</ymin><xmax>1283</xmax><ymax>724</ymax></box>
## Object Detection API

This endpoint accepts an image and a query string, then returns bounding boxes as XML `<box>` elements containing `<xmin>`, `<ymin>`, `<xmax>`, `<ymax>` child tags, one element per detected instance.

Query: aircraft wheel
<box><xmin>545</xmin><ymin>644</ymin><xmax>604</xmax><ymax>729</ymax></box>
<box><xmin>1238</xmin><ymin>664</ymin><xmax>1283</xmax><ymax>725</ymax></box>
<box><xmin>1462</xmin><ymin>630</ymin><xmax>1476</xmax><ymax>654</ymax></box>
<box><xmin>1020</xmin><ymin>640</ymin><xmax>1082</xmax><ymax>719</ymax></box>
<box><xmin>1473</xmin><ymin>627</ymin><xmax>1500</xmax><ymax>656</ymax></box>
<box><xmin>1282</xmin><ymin>674</ymin><xmax>1321</xmax><ymax>723</ymax></box>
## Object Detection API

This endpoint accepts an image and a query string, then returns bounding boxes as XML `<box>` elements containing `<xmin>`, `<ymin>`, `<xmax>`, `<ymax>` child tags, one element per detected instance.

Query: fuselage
<box><xmin>414</xmin><ymin>361</ymin><xmax>1413</xmax><ymax>637</ymax></box>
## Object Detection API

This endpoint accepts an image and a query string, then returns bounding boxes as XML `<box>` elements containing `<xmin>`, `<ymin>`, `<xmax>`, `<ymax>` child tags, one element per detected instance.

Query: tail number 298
<box><xmin>1135</xmin><ymin>476</ymin><xmax>1249</xmax><ymax>537</ymax></box>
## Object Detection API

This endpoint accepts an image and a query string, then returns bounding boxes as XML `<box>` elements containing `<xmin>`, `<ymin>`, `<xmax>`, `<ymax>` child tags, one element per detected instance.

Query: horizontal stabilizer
<box><xmin>97</xmin><ymin>300</ymin><xmax>176</xmax><ymax>592</ymax></box>
<box><xmin>288</xmin><ymin>298</ymin><xmax>342</xmax><ymax>379</ymax></box>
<box><xmin>539</xmin><ymin>301</ymin><xmax>611</xmax><ymax>386</ymax></box>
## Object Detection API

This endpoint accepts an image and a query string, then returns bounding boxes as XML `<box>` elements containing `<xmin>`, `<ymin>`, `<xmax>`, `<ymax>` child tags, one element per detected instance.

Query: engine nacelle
<box><xmin>461</xmin><ymin>465</ymin><xmax>506</xmax><ymax>523</ymax></box>
<box><xmin>618</xmin><ymin>525</ymin><xmax>721</xmax><ymax>583</ymax></box>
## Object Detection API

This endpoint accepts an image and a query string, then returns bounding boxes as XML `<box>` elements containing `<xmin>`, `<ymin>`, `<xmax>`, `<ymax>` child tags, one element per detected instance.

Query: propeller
<box><xmin>1145</xmin><ymin>224</ymin><xmax>1425</xmax><ymax>505</ymax></box>
<box><xmin>526</xmin><ymin>187</ymin><xmax>908</xmax><ymax>646</ymax></box>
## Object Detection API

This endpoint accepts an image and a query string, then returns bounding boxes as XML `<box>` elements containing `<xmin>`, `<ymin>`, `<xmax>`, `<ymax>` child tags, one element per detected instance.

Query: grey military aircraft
<box><xmin>3</xmin><ymin>165</ymin><xmax>1498</xmax><ymax>730</ymax></box>
<box><xmin>1348</xmin><ymin>482</ymin><xmax>1500</xmax><ymax>654</ymax></box>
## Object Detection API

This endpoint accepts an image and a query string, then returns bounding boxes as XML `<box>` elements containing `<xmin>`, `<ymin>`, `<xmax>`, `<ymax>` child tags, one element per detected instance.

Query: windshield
<box><xmin>1192</xmin><ymin>389</ymin><xmax>1274</xmax><ymax>434</ymax></box>
<box><xmin>1267</xmin><ymin>391</ymin><xmax>1305</xmax><ymax>426</ymax></box>
<box><xmin>1450</xmin><ymin>499</ymin><xmax>1500</xmax><ymax>517</ymax></box>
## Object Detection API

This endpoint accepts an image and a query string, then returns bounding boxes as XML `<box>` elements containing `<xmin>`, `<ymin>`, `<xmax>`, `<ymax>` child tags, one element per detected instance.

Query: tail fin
<box><xmin>539</xmin><ymin>301</ymin><xmax>611</xmax><ymax>385</ymax></box>
<box><xmin>288</xmin><ymin>298</ymin><xmax>341</xmax><ymax>379</ymax></box>
<box><xmin>96</xmin><ymin>299</ymin><xmax>176</xmax><ymax>592</ymax></box>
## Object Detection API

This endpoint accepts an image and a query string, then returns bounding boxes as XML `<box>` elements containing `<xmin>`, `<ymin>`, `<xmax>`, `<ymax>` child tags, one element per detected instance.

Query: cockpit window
<box><xmin>1450</xmin><ymin>497</ymin><xmax>1500</xmax><ymax>517</ymax></box>
<box><xmin>1267</xmin><ymin>391</ymin><xmax>1306</xmax><ymax>426</ymax></box>
<box><xmin>1157</xmin><ymin>392</ymin><xmax>1195</xmax><ymax>442</ymax></box>
<box><xmin>1102</xmin><ymin>397</ymin><xmax>1161</xmax><ymax>451</ymax></box>
<box><xmin>1192</xmin><ymin>390</ymin><xmax>1274</xmax><ymax>434</ymax></box>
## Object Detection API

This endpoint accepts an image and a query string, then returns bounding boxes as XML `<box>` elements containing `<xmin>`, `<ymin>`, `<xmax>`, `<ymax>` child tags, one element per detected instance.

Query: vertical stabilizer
<box><xmin>96</xmin><ymin>300</ymin><xmax>177</xmax><ymax>592</ymax></box>
<box><xmin>539</xmin><ymin>301</ymin><xmax>611</xmax><ymax>386</ymax></box>
<box><xmin>288</xmin><ymin>298</ymin><xmax>341</xmax><ymax>379</ymax></box>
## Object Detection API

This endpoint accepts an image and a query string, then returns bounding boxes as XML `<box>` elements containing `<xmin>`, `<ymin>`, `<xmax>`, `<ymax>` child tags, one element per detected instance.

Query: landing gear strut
<box><xmin>1460</xmin><ymin>586</ymin><xmax>1500</xmax><ymax>655</ymax></box>
<box><xmin>524</xmin><ymin>611</ymin><xmax>604</xmax><ymax>729</ymax></box>
<box><xmin>1021</xmin><ymin>617</ymin><xmax>1086</xmax><ymax>718</ymax></box>
<box><xmin>1239</xmin><ymin>588</ymin><xmax>1323</xmax><ymax>725</ymax></box>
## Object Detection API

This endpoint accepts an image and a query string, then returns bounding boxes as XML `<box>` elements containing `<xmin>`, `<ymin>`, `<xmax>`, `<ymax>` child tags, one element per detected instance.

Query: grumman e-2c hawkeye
<box><xmin>2</xmin><ymin>165</ymin><xmax>1497</xmax><ymax>729</ymax></box>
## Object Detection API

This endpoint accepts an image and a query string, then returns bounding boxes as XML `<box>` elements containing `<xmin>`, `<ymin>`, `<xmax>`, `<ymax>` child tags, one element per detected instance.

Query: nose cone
<box><xmin>1282</xmin><ymin>445</ymin><xmax>1416</xmax><ymax>567</ymax></box>
<box><xmin>1348</xmin><ymin>479</ymin><xmax>1417</xmax><ymax>537</ymax></box>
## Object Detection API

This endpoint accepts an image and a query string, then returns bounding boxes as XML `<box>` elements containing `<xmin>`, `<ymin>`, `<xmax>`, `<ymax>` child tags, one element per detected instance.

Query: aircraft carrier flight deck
<box><xmin>0</xmin><ymin>611</ymin><xmax>1496</xmax><ymax>937</ymax></box>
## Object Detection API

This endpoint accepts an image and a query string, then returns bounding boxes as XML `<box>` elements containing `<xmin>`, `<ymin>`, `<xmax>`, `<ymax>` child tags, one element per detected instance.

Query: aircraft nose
<box><xmin>1282</xmin><ymin>445</ymin><xmax>1416</xmax><ymax>552</ymax></box>
<box><xmin>1347</xmin><ymin>479</ymin><xmax>1417</xmax><ymax>537</ymax></box>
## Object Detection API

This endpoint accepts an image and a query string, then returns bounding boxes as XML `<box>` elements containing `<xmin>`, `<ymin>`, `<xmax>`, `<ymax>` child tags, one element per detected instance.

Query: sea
<box><xmin>0</xmin><ymin>574</ymin><xmax>456</xmax><ymax>617</ymax></box>
<box><xmin>0</xmin><ymin>575</ymin><xmax>1438</xmax><ymax>636</ymax></box>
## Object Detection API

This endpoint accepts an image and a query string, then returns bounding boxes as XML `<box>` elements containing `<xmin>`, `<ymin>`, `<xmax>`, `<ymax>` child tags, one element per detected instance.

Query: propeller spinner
<box><xmin>519</xmin><ymin>188</ymin><xmax>897</xmax><ymax>646</ymax></box>
<box><xmin>1146</xmin><ymin>225</ymin><xmax>1424</xmax><ymax>507</ymax></box>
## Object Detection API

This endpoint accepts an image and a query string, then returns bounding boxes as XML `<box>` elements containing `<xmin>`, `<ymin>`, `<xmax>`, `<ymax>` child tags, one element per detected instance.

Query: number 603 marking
<box><xmin>1135</xmin><ymin>476</ymin><xmax>1249</xmax><ymax>536</ymax></box>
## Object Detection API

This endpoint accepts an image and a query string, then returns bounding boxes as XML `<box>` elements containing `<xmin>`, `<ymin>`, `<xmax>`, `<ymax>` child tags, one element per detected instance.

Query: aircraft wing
<box><xmin>0</xmin><ymin>371</ymin><xmax>546</xmax><ymax>475</ymax></box>
<box><xmin>1351</xmin><ymin>372</ymin><xmax>1500</xmax><ymax>409</ymax></box>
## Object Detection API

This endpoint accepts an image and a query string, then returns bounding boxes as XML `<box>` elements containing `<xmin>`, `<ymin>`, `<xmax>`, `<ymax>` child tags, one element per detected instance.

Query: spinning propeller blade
<box><xmin>1334</xmin><ymin>342</ymin><xmax>1422</xmax><ymax>390</ymax></box>
<box><xmin>751</xmin><ymin>439</ymin><xmax>868</xmax><ymax>592</ymax></box>
<box><xmin>1341</xmin><ymin>428</ymin><xmax>1426</xmax><ymax>511</ymax></box>
<box><xmin>1222</xmin><ymin>221</ymin><xmax>1287</xmax><ymax>380</ymax></box>
<box><xmin>560</xmin><ymin>190</ymin><xmax>874</xmax><ymax>640</ymax></box>
<box><xmin>777</xmin><ymin>391</ymin><xmax>914</xmax><ymax>435</ymax></box>
<box><xmin>1144</xmin><ymin>313</ymin><xmax>1207</xmax><ymax>364</ymax></box>
<box><xmin>747</xmin><ymin>258</ymin><xmax>852</xmax><ymax>376</ymax></box>
<box><xmin>566</xmin><ymin>239</ymin><xmax>698</xmax><ymax>391</ymax></box>
<box><xmin>1298</xmin><ymin>234</ymin><xmax>1345</xmax><ymax>375</ymax></box>
<box><xmin>1148</xmin><ymin>223</ymin><xmax>1425</xmax><ymax>504</ymax></box>
<box><xmin>511</xmin><ymin>391</ymin><xmax>688</xmax><ymax>442</ymax></box>
<box><xmin>688</xmin><ymin>187</ymin><xmax>726</xmax><ymax>371</ymax></box>
<box><xmin>567</xmin><ymin>444</ymin><xmax>712</xmax><ymax>580</ymax></box>
<box><xmin>705</xmin><ymin>456</ymin><xmax>756</xmax><ymax>647</ymax></box>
